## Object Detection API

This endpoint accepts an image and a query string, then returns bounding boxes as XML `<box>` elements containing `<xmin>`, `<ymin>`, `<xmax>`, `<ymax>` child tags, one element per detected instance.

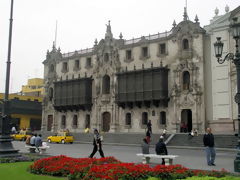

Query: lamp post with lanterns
<box><xmin>0</xmin><ymin>0</ymin><xmax>19</xmax><ymax>157</ymax></box>
<box><xmin>214</xmin><ymin>17</ymin><xmax>240</xmax><ymax>172</ymax></box>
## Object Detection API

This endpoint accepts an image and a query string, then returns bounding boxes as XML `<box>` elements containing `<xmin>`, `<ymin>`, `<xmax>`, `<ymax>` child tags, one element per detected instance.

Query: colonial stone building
<box><xmin>42</xmin><ymin>9</ymin><xmax>206</xmax><ymax>133</ymax></box>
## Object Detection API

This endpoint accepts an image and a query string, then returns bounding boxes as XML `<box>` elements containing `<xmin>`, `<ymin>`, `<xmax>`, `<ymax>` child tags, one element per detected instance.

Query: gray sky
<box><xmin>0</xmin><ymin>0</ymin><xmax>239</xmax><ymax>93</ymax></box>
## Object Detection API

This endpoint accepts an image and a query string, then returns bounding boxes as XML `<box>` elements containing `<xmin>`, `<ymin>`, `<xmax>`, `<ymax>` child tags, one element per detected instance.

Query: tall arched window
<box><xmin>49</xmin><ymin>87</ymin><xmax>53</xmax><ymax>101</ymax></box>
<box><xmin>61</xmin><ymin>115</ymin><xmax>66</xmax><ymax>129</ymax></box>
<box><xmin>142</xmin><ymin>112</ymin><xmax>148</xmax><ymax>125</ymax></box>
<box><xmin>125</xmin><ymin>113</ymin><xmax>132</xmax><ymax>126</ymax></box>
<box><xmin>160</xmin><ymin>111</ymin><xmax>166</xmax><ymax>125</ymax></box>
<box><xmin>49</xmin><ymin>64</ymin><xmax>54</xmax><ymax>72</ymax></box>
<box><xmin>183</xmin><ymin>71</ymin><xmax>190</xmax><ymax>90</ymax></box>
<box><xmin>73</xmin><ymin>115</ymin><xmax>78</xmax><ymax>128</ymax></box>
<box><xmin>85</xmin><ymin>114</ymin><xmax>90</xmax><ymax>128</ymax></box>
<box><xmin>183</xmin><ymin>39</ymin><xmax>189</xmax><ymax>50</ymax></box>
<box><xmin>102</xmin><ymin>75</ymin><xmax>110</xmax><ymax>94</ymax></box>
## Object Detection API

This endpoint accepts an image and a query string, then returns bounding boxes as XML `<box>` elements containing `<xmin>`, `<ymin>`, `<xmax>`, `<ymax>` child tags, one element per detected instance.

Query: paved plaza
<box><xmin>12</xmin><ymin>141</ymin><xmax>237</xmax><ymax>173</ymax></box>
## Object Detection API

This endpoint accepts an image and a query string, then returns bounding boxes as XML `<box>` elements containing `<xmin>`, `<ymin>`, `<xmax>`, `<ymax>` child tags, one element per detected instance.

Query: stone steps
<box><xmin>167</xmin><ymin>134</ymin><xmax>238</xmax><ymax>149</ymax></box>
<box><xmin>39</xmin><ymin>131</ymin><xmax>238</xmax><ymax>149</ymax></box>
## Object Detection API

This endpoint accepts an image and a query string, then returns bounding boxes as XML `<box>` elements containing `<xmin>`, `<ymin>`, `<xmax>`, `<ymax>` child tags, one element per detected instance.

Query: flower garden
<box><xmin>29</xmin><ymin>155</ymin><xmax>234</xmax><ymax>180</ymax></box>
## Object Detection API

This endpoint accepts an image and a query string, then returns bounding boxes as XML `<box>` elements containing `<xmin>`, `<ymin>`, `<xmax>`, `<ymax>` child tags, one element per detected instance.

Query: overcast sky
<box><xmin>0</xmin><ymin>0</ymin><xmax>239</xmax><ymax>93</ymax></box>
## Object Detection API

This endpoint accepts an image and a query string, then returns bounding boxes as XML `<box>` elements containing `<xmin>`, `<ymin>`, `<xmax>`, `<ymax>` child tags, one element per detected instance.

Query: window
<box><xmin>160</xmin><ymin>111</ymin><xmax>166</xmax><ymax>125</ymax></box>
<box><xmin>62</xmin><ymin>62</ymin><xmax>68</xmax><ymax>72</ymax></box>
<box><xmin>74</xmin><ymin>60</ymin><xmax>80</xmax><ymax>69</ymax></box>
<box><xmin>142</xmin><ymin>112</ymin><xmax>148</xmax><ymax>125</ymax></box>
<box><xmin>125</xmin><ymin>113</ymin><xmax>131</xmax><ymax>126</ymax></box>
<box><xmin>73</xmin><ymin>115</ymin><xmax>78</xmax><ymax>128</ymax></box>
<box><xmin>49</xmin><ymin>87</ymin><xmax>53</xmax><ymax>101</ymax></box>
<box><xmin>126</xmin><ymin>50</ymin><xmax>132</xmax><ymax>60</ymax></box>
<box><xmin>85</xmin><ymin>114</ymin><xmax>90</xmax><ymax>128</ymax></box>
<box><xmin>183</xmin><ymin>39</ymin><xmax>189</xmax><ymax>50</ymax></box>
<box><xmin>159</xmin><ymin>43</ymin><xmax>166</xmax><ymax>54</ymax></box>
<box><xmin>61</xmin><ymin>115</ymin><xmax>66</xmax><ymax>129</ymax></box>
<box><xmin>183</xmin><ymin>71</ymin><xmax>190</xmax><ymax>90</ymax></box>
<box><xmin>49</xmin><ymin>64</ymin><xmax>54</xmax><ymax>72</ymax></box>
<box><xmin>104</xmin><ymin>53</ymin><xmax>109</xmax><ymax>62</ymax></box>
<box><xmin>86</xmin><ymin>57</ymin><xmax>92</xmax><ymax>67</ymax></box>
<box><xmin>142</xmin><ymin>47</ymin><xmax>148</xmax><ymax>58</ymax></box>
<box><xmin>102</xmin><ymin>75</ymin><xmax>110</xmax><ymax>94</ymax></box>
<box><xmin>152</xmin><ymin>110</ymin><xmax>155</xmax><ymax>116</ymax></box>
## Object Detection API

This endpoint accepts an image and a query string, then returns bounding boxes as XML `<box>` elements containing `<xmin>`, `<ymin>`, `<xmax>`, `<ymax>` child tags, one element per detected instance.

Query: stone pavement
<box><xmin>12</xmin><ymin>141</ymin><xmax>239</xmax><ymax>173</ymax></box>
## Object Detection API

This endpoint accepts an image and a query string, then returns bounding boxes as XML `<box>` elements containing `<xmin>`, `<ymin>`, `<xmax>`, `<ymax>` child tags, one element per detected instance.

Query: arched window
<box><xmin>49</xmin><ymin>64</ymin><xmax>54</xmax><ymax>72</ymax></box>
<box><xmin>85</xmin><ymin>114</ymin><xmax>90</xmax><ymax>128</ymax></box>
<box><xmin>160</xmin><ymin>111</ymin><xmax>166</xmax><ymax>125</ymax></box>
<box><xmin>73</xmin><ymin>115</ymin><xmax>78</xmax><ymax>128</ymax></box>
<box><xmin>183</xmin><ymin>71</ymin><xmax>190</xmax><ymax>90</ymax></box>
<box><xmin>104</xmin><ymin>53</ymin><xmax>109</xmax><ymax>62</ymax></box>
<box><xmin>102</xmin><ymin>75</ymin><xmax>110</xmax><ymax>94</ymax></box>
<box><xmin>61</xmin><ymin>115</ymin><xmax>66</xmax><ymax>129</ymax></box>
<box><xmin>49</xmin><ymin>87</ymin><xmax>53</xmax><ymax>101</ymax></box>
<box><xmin>142</xmin><ymin>112</ymin><xmax>148</xmax><ymax>125</ymax></box>
<box><xmin>183</xmin><ymin>39</ymin><xmax>189</xmax><ymax>50</ymax></box>
<box><xmin>125</xmin><ymin>113</ymin><xmax>131</xmax><ymax>126</ymax></box>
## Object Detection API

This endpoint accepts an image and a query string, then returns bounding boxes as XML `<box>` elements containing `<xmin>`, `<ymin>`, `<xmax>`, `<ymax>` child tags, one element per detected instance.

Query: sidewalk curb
<box><xmin>74</xmin><ymin>141</ymin><xmax>237</xmax><ymax>152</ymax></box>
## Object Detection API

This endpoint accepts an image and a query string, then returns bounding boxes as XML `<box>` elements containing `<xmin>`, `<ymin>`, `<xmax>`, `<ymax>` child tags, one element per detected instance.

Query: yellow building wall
<box><xmin>0</xmin><ymin>93</ymin><xmax>42</xmax><ymax>130</ymax></box>
<box><xmin>11</xmin><ymin>114</ymin><xmax>41</xmax><ymax>129</ymax></box>
<box><xmin>0</xmin><ymin>93</ymin><xmax>42</xmax><ymax>102</ymax></box>
<box><xmin>21</xmin><ymin>78</ymin><xmax>44</xmax><ymax>96</ymax></box>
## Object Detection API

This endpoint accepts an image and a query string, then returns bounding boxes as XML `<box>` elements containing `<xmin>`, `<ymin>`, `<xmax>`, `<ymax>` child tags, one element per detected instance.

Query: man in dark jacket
<box><xmin>147</xmin><ymin>120</ymin><xmax>152</xmax><ymax>134</ymax></box>
<box><xmin>155</xmin><ymin>136</ymin><xmax>168</xmax><ymax>165</ymax></box>
<box><xmin>203</xmin><ymin>128</ymin><xmax>216</xmax><ymax>166</ymax></box>
<box><xmin>89</xmin><ymin>129</ymin><xmax>104</xmax><ymax>158</ymax></box>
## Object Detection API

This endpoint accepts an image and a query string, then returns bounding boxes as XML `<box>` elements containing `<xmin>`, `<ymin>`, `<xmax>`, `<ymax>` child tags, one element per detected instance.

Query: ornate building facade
<box><xmin>42</xmin><ymin>10</ymin><xmax>206</xmax><ymax>133</ymax></box>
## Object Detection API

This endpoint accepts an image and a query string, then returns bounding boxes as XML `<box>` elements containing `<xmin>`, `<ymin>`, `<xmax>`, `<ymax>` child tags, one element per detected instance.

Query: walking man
<box><xmin>203</xmin><ymin>127</ymin><xmax>216</xmax><ymax>166</ymax></box>
<box><xmin>89</xmin><ymin>129</ymin><xmax>105</xmax><ymax>158</ymax></box>
<box><xmin>147</xmin><ymin>120</ymin><xmax>152</xmax><ymax>134</ymax></box>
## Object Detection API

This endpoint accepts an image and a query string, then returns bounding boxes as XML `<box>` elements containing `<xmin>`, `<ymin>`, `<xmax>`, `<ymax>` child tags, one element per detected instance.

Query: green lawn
<box><xmin>0</xmin><ymin>162</ymin><xmax>64</xmax><ymax>180</ymax></box>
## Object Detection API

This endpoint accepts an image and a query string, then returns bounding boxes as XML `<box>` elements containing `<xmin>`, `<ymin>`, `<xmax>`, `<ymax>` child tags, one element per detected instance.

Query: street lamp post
<box><xmin>0</xmin><ymin>0</ymin><xmax>19</xmax><ymax>157</ymax></box>
<box><xmin>214</xmin><ymin>17</ymin><xmax>240</xmax><ymax>172</ymax></box>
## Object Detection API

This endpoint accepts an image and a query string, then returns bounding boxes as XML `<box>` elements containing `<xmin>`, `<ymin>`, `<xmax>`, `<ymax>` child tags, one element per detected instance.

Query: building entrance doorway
<box><xmin>180</xmin><ymin>109</ymin><xmax>192</xmax><ymax>132</ymax></box>
<box><xmin>47</xmin><ymin>115</ymin><xmax>53</xmax><ymax>131</ymax></box>
<box><xmin>102</xmin><ymin>112</ymin><xmax>111</xmax><ymax>132</ymax></box>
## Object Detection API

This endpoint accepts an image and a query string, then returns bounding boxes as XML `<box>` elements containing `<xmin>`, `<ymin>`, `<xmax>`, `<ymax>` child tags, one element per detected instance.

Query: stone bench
<box><xmin>136</xmin><ymin>153</ymin><xmax>178</xmax><ymax>165</ymax></box>
<box><xmin>25</xmin><ymin>143</ymin><xmax>50</xmax><ymax>154</ymax></box>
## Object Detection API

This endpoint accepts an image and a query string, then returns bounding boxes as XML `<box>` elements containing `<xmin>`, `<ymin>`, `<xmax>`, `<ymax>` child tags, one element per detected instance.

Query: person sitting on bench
<box><xmin>155</xmin><ymin>136</ymin><xmax>168</xmax><ymax>165</ymax></box>
<box><xmin>35</xmin><ymin>134</ymin><xmax>42</xmax><ymax>152</ymax></box>
<box><xmin>141</xmin><ymin>138</ymin><xmax>150</xmax><ymax>164</ymax></box>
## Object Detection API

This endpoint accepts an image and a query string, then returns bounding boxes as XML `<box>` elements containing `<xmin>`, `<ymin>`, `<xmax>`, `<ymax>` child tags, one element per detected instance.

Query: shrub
<box><xmin>29</xmin><ymin>155</ymin><xmax>230</xmax><ymax>180</ymax></box>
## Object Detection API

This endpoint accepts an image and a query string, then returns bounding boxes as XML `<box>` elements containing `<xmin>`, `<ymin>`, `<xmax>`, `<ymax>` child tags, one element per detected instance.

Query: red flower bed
<box><xmin>29</xmin><ymin>155</ymin><xmax>228</xmax><ymax>180</ymax></box>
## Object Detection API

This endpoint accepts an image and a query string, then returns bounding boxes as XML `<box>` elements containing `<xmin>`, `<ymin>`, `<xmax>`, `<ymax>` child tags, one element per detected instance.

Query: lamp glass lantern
<box><xmin>231</xmin><ymin>17</ymin><xmax>240</xmax><ymax>39</ymax></box>
<box><xmin>214</xmin><ymin>37</ymin><xmax>223</xmax><ymax>59</ymax></box>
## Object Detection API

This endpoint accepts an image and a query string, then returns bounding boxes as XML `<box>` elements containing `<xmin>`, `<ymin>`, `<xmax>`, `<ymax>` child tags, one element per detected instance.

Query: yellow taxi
<box><xmin>11</xmin><ymin>130</ymin><xmax>32</xmax><ymax>141</ymax></box>
<box><xmin>47</xmin><ymin>131</ymin><xmax>74</xmax><ymax>144</ymax></box>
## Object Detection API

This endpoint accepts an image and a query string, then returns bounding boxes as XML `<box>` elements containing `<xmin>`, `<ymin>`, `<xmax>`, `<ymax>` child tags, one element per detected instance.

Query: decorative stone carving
<box><xmin>180</xmin><ymin>94</ymin><xmax>195</xmax><ymax>107</ymax></box>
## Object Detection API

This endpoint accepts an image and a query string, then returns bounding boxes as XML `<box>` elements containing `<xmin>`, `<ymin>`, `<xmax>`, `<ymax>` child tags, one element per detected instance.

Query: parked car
<box><xmin>47</xmin><ymin>131</ymin><xmax>74</xmax><ymax>144</ymax></box>
<box><xmin>11</xmin><ymin>130</ymin><xmax>32</xmax><ymax>141</ymax></box>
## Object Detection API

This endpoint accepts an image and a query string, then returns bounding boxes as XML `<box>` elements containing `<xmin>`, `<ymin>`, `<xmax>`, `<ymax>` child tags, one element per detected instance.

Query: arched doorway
<box><xmin>102</xmin><ymin>112</ymin><xmax>111</xmax><ymax>132</ymax></box>
<box><xmin>180</xmin><ymin>109</ymin><xmax>192</xmax><ymax>132</ymax></box>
